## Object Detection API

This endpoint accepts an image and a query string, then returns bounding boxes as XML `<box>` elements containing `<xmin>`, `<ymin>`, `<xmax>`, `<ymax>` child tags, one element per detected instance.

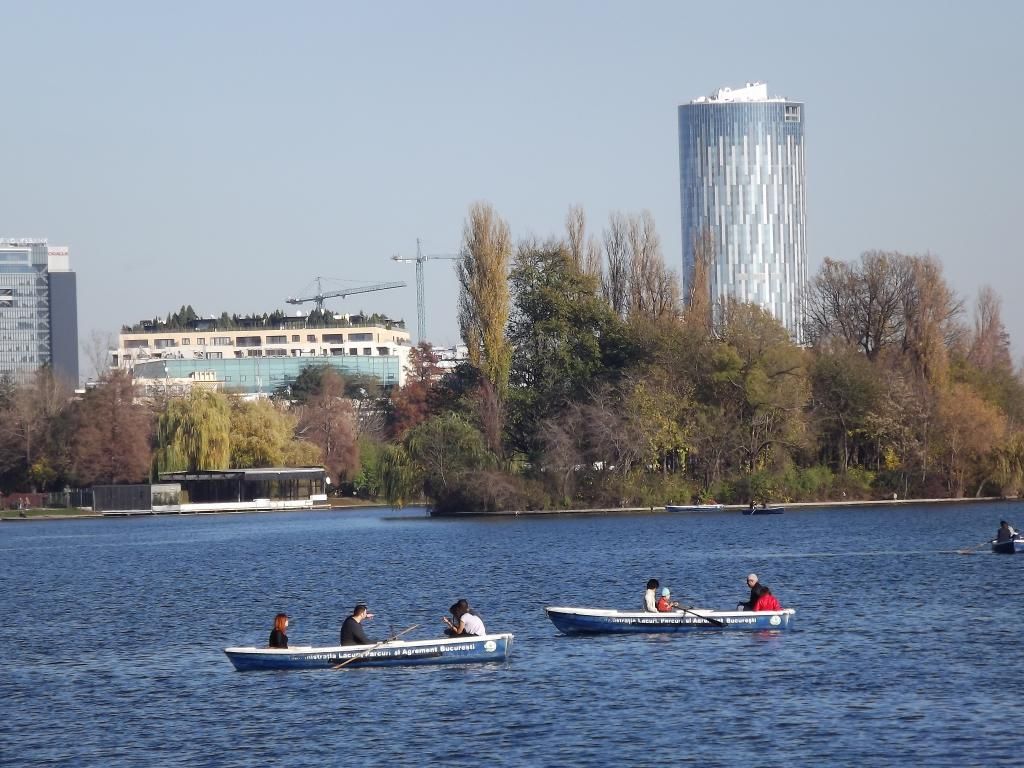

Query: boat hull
<box><xmin>742</xmin><ymin>507</ymin><xmax>785</xmax><ymax>515</ymax></box>
<box><xmin>224</xmin><ymin>633</ymin><xmax>514</xmax><ymax>671</ymax></box>
<box><xmin>545</xmin><ymin>607</ymin><xmax>795</xmax><ymax>634</ymax></box>
<box><xmin>991</xmin><ymin>539</ymin><xmax>1024</xmax><ymax>554</ymax></box>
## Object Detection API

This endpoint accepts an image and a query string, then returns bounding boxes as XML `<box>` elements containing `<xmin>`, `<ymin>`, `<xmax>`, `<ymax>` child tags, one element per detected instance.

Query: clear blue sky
<box><xmin>3</xmin><ymin>1</ymin><xmax>1022</xmax><ymax>374</ymax></box>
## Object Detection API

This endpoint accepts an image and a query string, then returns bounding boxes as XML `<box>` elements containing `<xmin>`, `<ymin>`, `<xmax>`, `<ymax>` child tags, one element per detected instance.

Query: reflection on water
<box><xmin>2</xmin><ymin>502</ymin><xmax>1023</xmax><ymax>766</ymax></box>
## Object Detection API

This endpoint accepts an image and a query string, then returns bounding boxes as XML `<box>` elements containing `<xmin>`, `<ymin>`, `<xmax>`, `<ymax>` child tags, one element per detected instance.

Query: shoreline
<box><xmin>0</xmin><ymin>500</ymin><xmax>395</xmax><ymax>523</ymax></box>
<box><xmin>429</xmin><ymin>496</ymin><xmax>1015</xmax><ymax>517</ymax></box>
<box><xmin>3</xmin><ymin>495</ymin><xmax>1014</xmax><ymax>523</ymax></box>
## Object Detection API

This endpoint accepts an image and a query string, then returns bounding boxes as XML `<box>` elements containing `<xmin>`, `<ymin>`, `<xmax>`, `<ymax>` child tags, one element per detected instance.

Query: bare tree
<box><xmin>684</xmin><ymin>229</ymin><xmax>715</xmax><ymax>335</ymax></box>
<box><xmin>565</xmin><ymin>205</ymin><xmax>604</xmax><ymax>284</ymax></box>
<box><xmin>804</xmin><ymin>251</ymin><xmax>912</xmax><ymax>359</ymax></box>
<box><xmin>539</xmin><ymin>410</ymin><xmax>584</xmax><ymax>504</ymax></box>
<box><xmin>901</xmin><ymin>255</ymin><xmax>962</xmax><ymax>385</ymax></box>
<box><xmin>583</xmin><ymin>236</ymin><xmax>603</xmax><ymax>282</ymax></box>
<box><xmin>968</xmin><ymin>285</ymin><xmax>1012</xmax><ymax>372</ymax></box>
<box><xmin>565</xmin><ymin>205</ymin><xmax>587</xmax><ymax>271</ymax></box>
<box><xmin>295</xmin><ymin>369</ymin><xmax>360</xmax><ymax>484</ymax></box>
<box><xmin>624</xmin><ymin>211</ymin><xmax>679</xmax><ymax>321</ymax></box>
<box><xmin>602</xmin><ymin>212</ymin><xmax>629</xmax><ymax>316</ymax></box>
<box><xmin>81</xmin><ymin>329</ymin><xmax>115</xmax><ymax>382</ymax></box>
<box><xmin>0</xmin><ymin>367</ymin><xmax>74</xmax><ymax>489</ymax></box>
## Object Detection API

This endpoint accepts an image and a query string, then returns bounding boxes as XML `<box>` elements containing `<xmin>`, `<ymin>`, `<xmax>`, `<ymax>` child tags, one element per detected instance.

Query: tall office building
<box><xmin>678</xmin><ymin>82</ymin><xmax>807</xmax><ymax>339</ymax></box>
<box><xmin>0</xmin><ymin>238</ymin><xmax>79</xmax><ymax>385</ymax></box>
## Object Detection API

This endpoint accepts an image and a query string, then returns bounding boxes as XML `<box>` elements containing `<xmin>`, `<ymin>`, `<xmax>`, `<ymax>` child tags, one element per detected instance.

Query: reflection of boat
<box><xmin>991</xmin><ymin>538</ymin><xmax>1024</xmax><ymax>554</ymax></box>
<box><xmin>544</xmin><ymin>606</ymin><xmax>795</xmax><ymax>634</ymax></box>
<box><xmin>665</xmin><ymin>503</ymin><xmax>725</xmax><ymax>512</ymax></box>
<box><xmin>224</xmin><ymin>633</ymin><xmax>514</xmax><ymax>671</ymax></box>
<box><xmin>742</xmin><ymin>506</ymin><xmax>785</xmax><ymax>515</ymax></box>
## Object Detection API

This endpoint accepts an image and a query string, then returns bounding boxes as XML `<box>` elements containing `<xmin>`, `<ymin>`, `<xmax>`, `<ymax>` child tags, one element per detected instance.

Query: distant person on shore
<box><xmin>643</xmin><ymin>579</ymin><xmax>660</xmax><ymax>612</ymax></box>
<box><xmin>269</xmin><ymin>613</ymin><xmax>289</xmax><ymax>648</ymax></box>
<box><xmin>340</xmin><ymin>604</ymin><xmax>375</xmax><ymax>646</ymax></box>
<box><xmin>738</xmin><ymin>573</ymin><xmax>761</xmax><ymax>611</ymax></box>
<box><xmin>996</xmin><ymin>520</ymin><xmax>1018</xmax><ymax>543</ymax></box>
<box><xmin>751</xmin><ymin>583</ymin><xmax>781</xmax><ymax>612</ymax></box>
<box><xmin>443</xmin><ymin>600</ymin><xmax>486</xmax><ymax>637</ymax></box>
<box><xmin>656</xmin><ymin>587</ymin><xmax>680</xmax><ymax>612</ymax></box>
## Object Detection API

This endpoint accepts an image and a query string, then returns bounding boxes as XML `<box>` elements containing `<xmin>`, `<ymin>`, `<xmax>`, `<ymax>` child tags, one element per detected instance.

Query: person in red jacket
<box><xmin>751</xmin><ymin>583</ymin><xmax>781</xmax><ymax>611</ymax></box>
<box><xmin>656</xmin><ymin>587</ymin><xmax>680</xmax><ymax>612</ymax></box>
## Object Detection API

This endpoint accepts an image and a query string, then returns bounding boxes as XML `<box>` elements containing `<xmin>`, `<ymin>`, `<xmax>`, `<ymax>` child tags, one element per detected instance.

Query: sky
<box><xmin>3</xmin><ymin>1</ymin><xmax>1023</xmax><ymax>378</ymax></box>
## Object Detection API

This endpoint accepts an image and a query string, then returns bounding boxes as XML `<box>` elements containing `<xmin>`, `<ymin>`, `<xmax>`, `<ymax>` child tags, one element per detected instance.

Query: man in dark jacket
<box><xmin>340</xmin><ymin>604</ymin><xmax>375</xmax><ymax>646</ymax></box>
<box><xmin>738</xmin><ymin>573</ymin><xmax>762</xmax><ymax>611</ymax></box>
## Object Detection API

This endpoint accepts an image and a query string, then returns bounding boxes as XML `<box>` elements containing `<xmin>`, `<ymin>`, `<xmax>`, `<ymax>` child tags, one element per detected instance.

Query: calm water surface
<box><xmin>3</xmin><ymin>502</ymin><xmax>1023</xmax><ymax>767</ymax></box>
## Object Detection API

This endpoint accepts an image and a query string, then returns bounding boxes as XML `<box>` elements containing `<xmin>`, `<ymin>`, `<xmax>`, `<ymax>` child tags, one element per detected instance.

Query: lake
<box><xmin>2</xmin><ymin>502</ymin><xmax>1022</xmax><ymax>766</ymax></box>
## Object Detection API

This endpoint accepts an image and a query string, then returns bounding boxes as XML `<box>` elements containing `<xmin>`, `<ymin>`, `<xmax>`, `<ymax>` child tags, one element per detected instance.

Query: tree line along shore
<box><xmin>2</xmin><ymin>204</ymin><xmax>1021</xmax><ymax>516</ymax></box>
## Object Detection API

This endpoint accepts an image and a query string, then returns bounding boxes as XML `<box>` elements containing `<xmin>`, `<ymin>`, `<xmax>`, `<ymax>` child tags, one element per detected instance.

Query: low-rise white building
<box><xmin>111</xmin><ymin>312</ymin><xmax>412</xmax><ymax>394</ymax></box>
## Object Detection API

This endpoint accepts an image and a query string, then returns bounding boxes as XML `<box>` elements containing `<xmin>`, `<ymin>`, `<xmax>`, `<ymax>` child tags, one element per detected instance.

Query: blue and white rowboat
<box><xmin>991</xmin><ymin>538</ymin><xmax>1024</xmax><ymax>554</ymax></box>
<box><xmin>224</xmin><ymin>633</ymin><xmax>514</xmax><ymax>672</ymax></box>
<box><xmin>544</xmin><ymin>607</ymin><xmax>795</xmax><ymax>634</ymax></box>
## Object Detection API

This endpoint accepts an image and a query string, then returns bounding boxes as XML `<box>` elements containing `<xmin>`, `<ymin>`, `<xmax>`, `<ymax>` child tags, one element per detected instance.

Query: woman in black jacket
<box><xmin>269</xmin><ymin>613</ymin><xmax>289</xmax><ymax>648</ymax></box>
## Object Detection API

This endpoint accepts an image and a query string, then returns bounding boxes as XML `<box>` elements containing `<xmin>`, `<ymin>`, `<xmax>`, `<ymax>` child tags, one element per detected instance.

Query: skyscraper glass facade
<box><xmin>0</xmin><ymin>241</ymin><xmax>52</xmax><ymax>383</ymax></box>
<box><xmin>678</xmin><ymin>84</ymin><xmax>807</xmax><ymax>339</ymax></box>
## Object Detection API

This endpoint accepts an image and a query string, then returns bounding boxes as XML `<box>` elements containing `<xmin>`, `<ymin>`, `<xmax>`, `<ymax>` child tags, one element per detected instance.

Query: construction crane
<box><xmin>391</xmin><ymin>238</ymin><xmax>458</xmax><ymax>344</ymax></box>
<box><xmin>286</xmin><ymin>276</ymin><xmax>407</xmax><ymax>314</ymax></box>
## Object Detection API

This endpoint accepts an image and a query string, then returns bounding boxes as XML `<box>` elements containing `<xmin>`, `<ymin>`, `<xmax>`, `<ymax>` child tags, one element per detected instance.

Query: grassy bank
<box><xmin>0</xmin><ymin>507</ymin><xmax>101</xmax><ymax>521</ymax></box>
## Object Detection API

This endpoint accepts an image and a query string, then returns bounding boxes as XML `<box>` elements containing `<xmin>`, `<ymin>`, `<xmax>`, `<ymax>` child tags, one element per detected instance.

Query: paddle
<box><xmin>675</xmin><ymin>604</ymin><xmax>726</xmax><ymax>627</ymax></box>
<box><xmin>332</xmin><ymin>623</ymin><xmax>420</xmax><ymax>670</ymax></box>
<box><xmin>956</xmin><ymin>540</ymin><xmax>992</xmax><ymax>555</ymax></box>
<box><xmin>958</xmin><ymin>521</ymin><xmax>1019</xmax><ymax>554</ymax></box>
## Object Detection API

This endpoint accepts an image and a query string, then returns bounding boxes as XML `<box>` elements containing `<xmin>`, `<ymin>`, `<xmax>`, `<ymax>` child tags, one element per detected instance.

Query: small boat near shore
<box><xmin>991</xmin><ymin>538</ymin><xmax>1024</xmax><ymax>554</ymax></box>
<box><xmin>665</xmin><ymin>503</ymin><xmax>725</xmax><ymax>513</ymax></box>
<box><xmin>742</xmin><ymin>506</ymin><xmax>785</xmax><ymax>515</ymax></box>
<box><xmin>224</xmin><ymin>633</ymin><xmax>514</xmax><ymax>671</ymax></box>
<box><xmin>544</xmin><ymin>607</ymin><xmax>795</xmax><ymax>634</ymax></box>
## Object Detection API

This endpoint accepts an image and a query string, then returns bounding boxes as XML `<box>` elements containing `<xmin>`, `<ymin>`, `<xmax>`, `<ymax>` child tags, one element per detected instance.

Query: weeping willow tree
<box><xmin>153</xmin><ymin>390</ymin><xmax>232</xmax><ymax>475</ymax></box>
<box><xmin>378</xmin><ymin>444</ymin><xmax>419</xmax><ymax>508</ymax></box>
<box><xmin>379</xmin><ymin>414</ymin><xmax>494</xmax><ymax>510</ymax></box>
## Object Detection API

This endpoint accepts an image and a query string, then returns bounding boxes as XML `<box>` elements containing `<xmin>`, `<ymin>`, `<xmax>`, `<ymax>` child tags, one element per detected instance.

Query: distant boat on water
<box><xmin>991</xmin><ymin>538</ymin><xmax>1024</xmax><ymax>554</ymax></box>
<box><xmin>224</xmin><ymin>633</ymin><xmax>514</xmax><ymax>671</ymax></box>
<box><xmin>665</xmin><ymin>503</ymin><xmax>725</xmax><ymax>513</ymax></box>
<box><xmin>742</xmin><ymin>506</ymin><xmax>785</xmax><ymax>515</ymax></box>
<box><xmin>544</xmin><ymin>606</ymin><xmax>795</xmax><ymax>634</ymax></box>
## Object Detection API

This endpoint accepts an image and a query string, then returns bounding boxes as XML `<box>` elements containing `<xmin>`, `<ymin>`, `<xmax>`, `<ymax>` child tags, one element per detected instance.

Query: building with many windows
<box><xmin>112</xmin><ymin>312</ymin><xmax>412</xmax><ymax>395</ymax></box>
<box><xmin>0</xmin><ymin>238</ymin><xmax>79</xmax><ymax>385</ymax></box>
<box><xmin>678</xmin><ymin>82</ymin><xmax>807</xmax><ymax>339</ymax></box>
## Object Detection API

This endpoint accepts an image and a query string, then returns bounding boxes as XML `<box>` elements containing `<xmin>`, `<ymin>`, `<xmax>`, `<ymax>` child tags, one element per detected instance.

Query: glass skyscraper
<box><xmin>678</xmin><ymin>82</ymin><xmax>807</xmax><ymax>339</ymax></box>
<box><xmin>0</xmin><ymin>239</ymin><xmax>79</xmax><ymax>385</ymax></box>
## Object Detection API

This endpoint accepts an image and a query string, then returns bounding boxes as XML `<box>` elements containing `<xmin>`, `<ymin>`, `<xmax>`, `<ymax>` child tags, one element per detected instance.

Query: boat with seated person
<box><xmin>991</xmin><ymin>537</ymin><xmax>1024</xmax><ymax>554</ymax></box>
<box><xmin>742</xmin><ymin>506</ymin><xmax>785</xmax><ymax>515</ymax></box>
<box><xmin>224</xmin><ymin>632</ymin><xmax>514</xmax><ymax>671</ymax></box>
<box><xmin>544</xmin><ymin>606</ymin><xmax>794</xmax><ymax>634</ymax></box>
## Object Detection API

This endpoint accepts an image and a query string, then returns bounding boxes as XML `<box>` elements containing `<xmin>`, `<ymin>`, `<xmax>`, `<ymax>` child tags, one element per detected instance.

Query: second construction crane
<box><xmin>286</xmin><ymin>276</ymin><xmax>406</xmax><ymax>314</ymax></box>
<box><xmin>392</xmin><ymin>238</ymin><xmax>458</xmax><ymax>344</ymax></box>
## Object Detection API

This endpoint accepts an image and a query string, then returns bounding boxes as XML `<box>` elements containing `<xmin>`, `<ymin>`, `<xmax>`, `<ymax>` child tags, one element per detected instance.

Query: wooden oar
<box><xmin>332</xmin><ymin>623</ymin><xmax>420</xmax><ymax>670</ymax></box>
<box><xmin>956</xmin><ymin>540</ymin><xmax>992</xmax><ymax>555</ymax></box>
<box><xmin>676</xmin><ymin>605</ymin><xmax>726</xmax><ymax>627</ymax></box>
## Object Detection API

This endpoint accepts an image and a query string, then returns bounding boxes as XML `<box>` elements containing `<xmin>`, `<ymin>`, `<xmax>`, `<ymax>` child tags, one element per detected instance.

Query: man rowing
<box><xmin>340</xmin><ymin>604</ymin><xmax>376</xmax><ymax>646</ymax></box>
